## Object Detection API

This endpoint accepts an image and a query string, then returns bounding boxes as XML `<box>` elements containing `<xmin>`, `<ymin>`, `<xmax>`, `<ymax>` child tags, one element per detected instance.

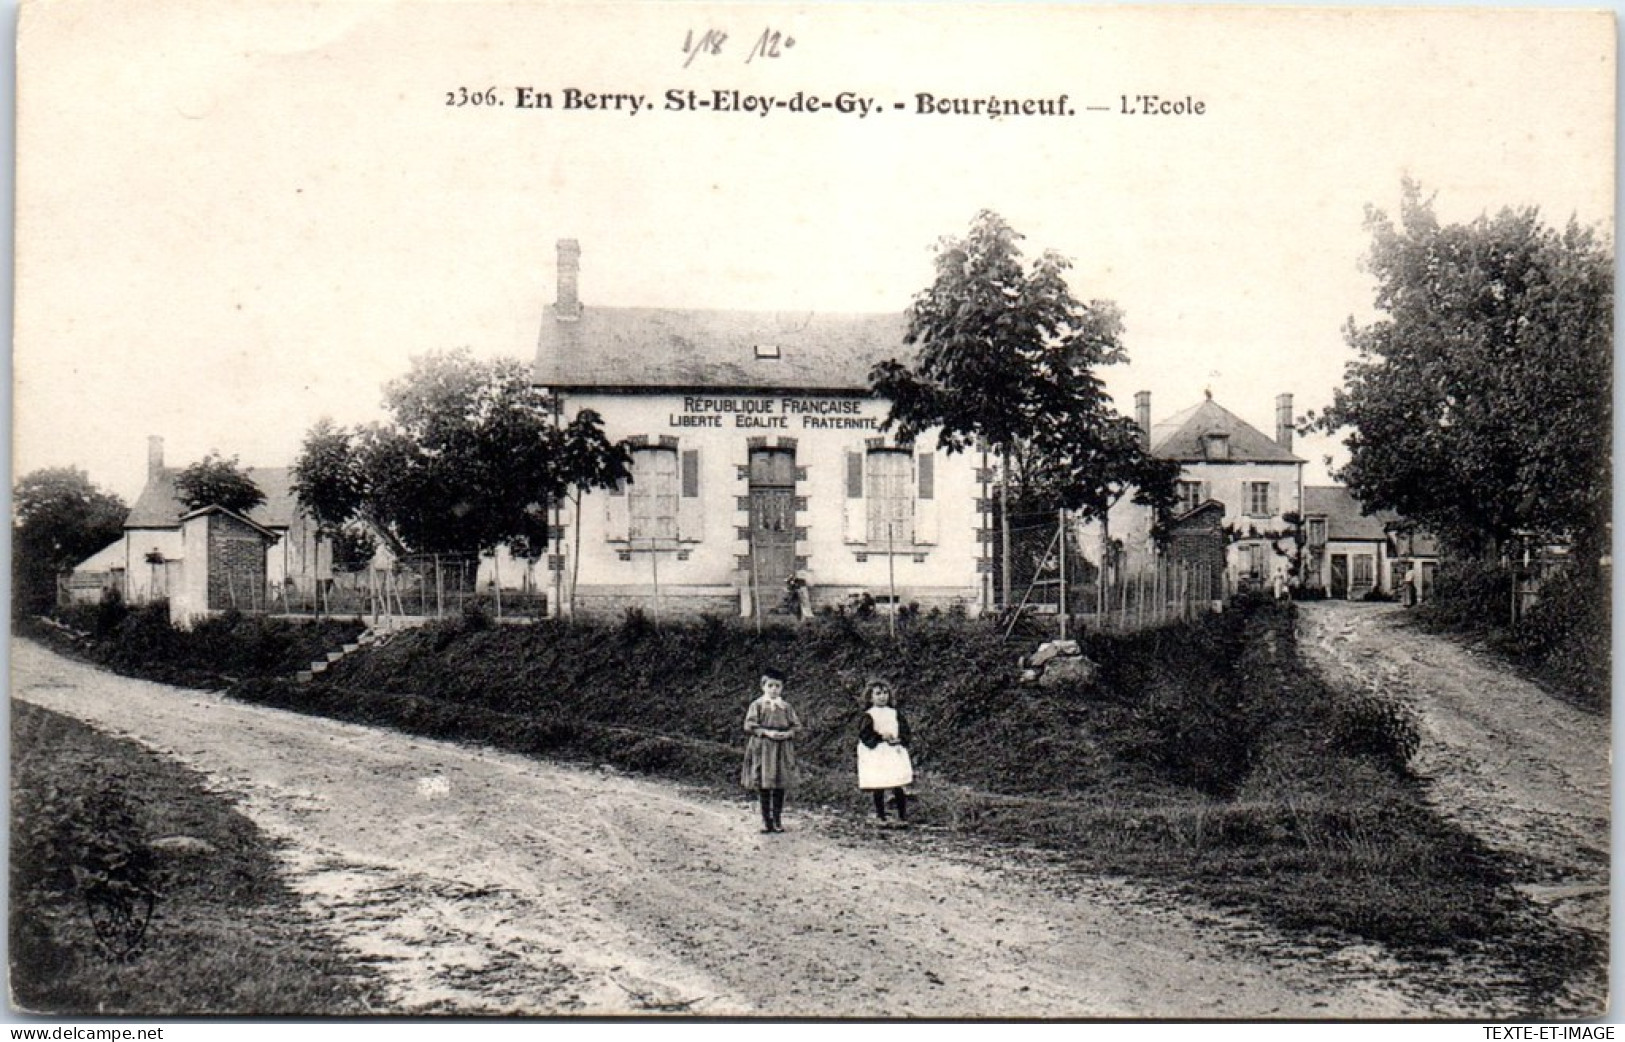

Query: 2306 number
<box><xmin>446</xmin><ymin>87</ymin><xmax>500</xmax><ymax>106</ymax></box>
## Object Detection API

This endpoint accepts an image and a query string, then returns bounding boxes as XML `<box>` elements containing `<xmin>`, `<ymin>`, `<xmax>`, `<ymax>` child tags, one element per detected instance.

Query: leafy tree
<box><xmin>292</xmin><ymin>349</ymin><xmax>631</xmax><ymax>558</ymax></box>
<box><xmin>12</xmin><ymin>467</ymin><xmax>128</xmax><ymax>615</ymax></box>
<box><xmin>174</xmin><ymin>452</ymin><xmax>266</xmax><ymax>515</ymax></box>
<box><xmin>870</xmin><ymin>211</ymin><xmax>1172</xmax><ymax>599</ymax></box>
<box><xmin>290</xmin><ymin>418</ymin><xmax>364</xmax><ymax>535</ymax></box>
<box><xmin>1311</xmin><ymin>181</ymin><xmax>1612</xmax><ymax>562</ymax></box>
<box><xmin>328</xmin><ymin>523</ymin><xmax>379</xmax><ymax>574</ymax></box>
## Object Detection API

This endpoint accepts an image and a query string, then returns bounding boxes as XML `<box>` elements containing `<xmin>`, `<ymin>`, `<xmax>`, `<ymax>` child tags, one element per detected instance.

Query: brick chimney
<box><xmin>147</xmin><ymin>435</ymin><xmax>164</xmax><ymax>480</ymax></box>
<box><xmin>1275</xmin><ymin>393</ymin><xmax>1294</xmax><ymax>451</ymax></box>
<box><xmin>555</xmin><ymin>239</ymin><xmax>581</xmax><ymax>320</ymax></box>
<box><xmin>1134</xmin><ymin>391</ymin><xmax>1151</xmax><ymax>450</ymax></box>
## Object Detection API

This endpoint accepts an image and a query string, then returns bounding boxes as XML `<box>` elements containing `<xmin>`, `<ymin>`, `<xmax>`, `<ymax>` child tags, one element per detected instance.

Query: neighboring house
<box><xmin>1390</xmin><ymin>527</ymin><xmax>1442</xmax><ymax>604</ymax></box>
<box><xmin>533</xmin><ymin>239</ymin><xmax>986</xmax><ymax>619</ymax></box>
<box><xmin>74</xmin><ymin>436</ymin><xmax>332</xmax><ymax>609</ymax></box>
<box><xmin>1300</xmin><ymin>485</ymin><xmax>1395</xmax><ymax>599</ymax></box>
<box><xmin>1082</xmin><ymin>391</ymin><xmax>1305</xmax><ymax>593</ymax></box>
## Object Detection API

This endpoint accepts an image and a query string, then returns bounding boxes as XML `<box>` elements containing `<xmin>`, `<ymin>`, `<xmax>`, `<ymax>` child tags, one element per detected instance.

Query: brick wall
<box><xmin>207</xmin><ymin>514</ymin><xmax>270</xmax><ymax>611</ymax></box>
<box><xmin>1167</xmin><ymin>505</ymin><xmax>1225</xmax><ymax>594</ymax></box>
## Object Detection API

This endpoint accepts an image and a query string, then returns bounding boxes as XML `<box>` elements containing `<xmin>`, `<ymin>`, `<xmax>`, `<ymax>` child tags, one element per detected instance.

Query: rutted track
<box><xmin>1296</xmin><ymin>602</ymin><xmax>1609</xmax><ymax>1006</ymax></box>
<box><xmin>10</xmin><ymin>637</ymin><xmax>1543</xmax><ymax>1017</ymax></box>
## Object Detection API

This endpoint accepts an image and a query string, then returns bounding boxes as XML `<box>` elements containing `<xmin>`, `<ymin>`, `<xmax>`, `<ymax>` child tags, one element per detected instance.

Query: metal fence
<box><xmin>998</xmin><ymin>511</ymin><xmax>1223</xmax><ymax>638</ymax></box>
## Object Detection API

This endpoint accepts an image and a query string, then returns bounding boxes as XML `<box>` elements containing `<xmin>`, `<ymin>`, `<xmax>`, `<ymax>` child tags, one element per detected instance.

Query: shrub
<box><xmin>1420</xmin><ymin>560</ymin><xmax>1514</xmax><ymax>631</ymax></box>
<box><xmin>1332</xmin><ymin>692</ymin><xmax>1421</xmax><ymax>773</ymax></box>
<box><xmin>460</xmin><ymin>596</ymin><xmax>493</xmax><ymax>632</ymax></box>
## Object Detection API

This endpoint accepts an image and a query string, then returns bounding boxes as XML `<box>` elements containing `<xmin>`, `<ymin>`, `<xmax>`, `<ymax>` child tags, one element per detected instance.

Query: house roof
<box><xmin>71</xmin><ymin>537</ymin><xmax>126</xmax><ymax>574</ymax></box>
<box><xmin>533</xmin><ymin>305</ymin><xmax>912</xmax><ymax>392</ymax></box>
<box><xmin>178</xmin><ymin>504</ymin><xmax>280</xmax><ymax>541</ymax></box>
<box><xmin>1303</xmin><ymin>486</ymin><xmax>1395</xmax><ymax>542</ymax></box>
<box><xmin>125</xmin><ymin>467</ymin><xmax>302</xmax><ymax>531</ymax></box>
<box><xmin>1151</xmin><ymin>398</ymin><xmax>1303</xmax><ymax>464</ymax></box>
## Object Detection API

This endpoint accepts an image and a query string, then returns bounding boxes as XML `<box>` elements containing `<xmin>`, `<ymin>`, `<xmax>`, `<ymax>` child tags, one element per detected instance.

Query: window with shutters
<box><xmin>865</xmin><ymin>449</ymin><xmax>914</xmax><ymax>546</ymax></box>
<box><xmin>1246</xmin><ymin>481</ymin><xmax>1272</xmax><ymax>517</ymax></box>
<box><xmin>627</xmin><ymin>447</ymin><xmax>678</xmax><ymax>544</ymax></box>
<box><xmin>1175</xmin><ymin>480</ymin><xmax>1203</xmax><ymax>515</ymax></box>
<box><xmin>1306</xmin><ymin>517</ymin><xmax>1327</xmax><ymax>546</ymax></box>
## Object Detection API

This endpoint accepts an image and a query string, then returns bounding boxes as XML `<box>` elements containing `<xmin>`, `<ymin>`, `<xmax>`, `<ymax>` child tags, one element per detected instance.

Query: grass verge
<box><xmin>10</xmin><ymin>701</ymin><xmax>385</xmax><ymax>1015</ymax></box>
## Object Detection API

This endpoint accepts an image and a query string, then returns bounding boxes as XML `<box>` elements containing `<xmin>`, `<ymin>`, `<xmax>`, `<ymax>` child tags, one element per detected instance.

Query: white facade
<box><xmin>552</xmin><ymin>391</ymin><xmax>985</xmax><ymax>618</ymax></box>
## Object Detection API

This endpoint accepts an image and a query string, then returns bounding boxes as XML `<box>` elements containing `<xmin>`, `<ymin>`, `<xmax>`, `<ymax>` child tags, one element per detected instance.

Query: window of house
<box><xmin>1245</xmin><ymin>542</ymin><xmax>1269</xmax><ymax>578</ymax></box>
<box><xmin>1352</xmin><ymin>554</ymin><xmax>1375</xmax><ymax>588</ymax></box>
<box><xmin>865</xmin><ymin>449</ymin><xmax>915</xmax><ymax>545</ymax></box>
<box><xmin>627</xmin><ymin>447</ymin><xmax>678</xmax><ymax>544</ymax></box>
<box><xmin>1246</xmin><ymin>481</ymin><xmax>1272</xmax><ymax>517</ymax></box>
<box><xmin>1176</xmin><ymin>480</ymin><xmax>1203</xmax><ymax>515</ymax></box>
<box><xmin>1306</xmin><ymin>517</ymin><xmax>1327</xmax><ymax>546</ymax></box>
<box><xmin>1202</xmin><ymin>433</ymin><xmax>1230</xmax><ymax>460</ymax></box>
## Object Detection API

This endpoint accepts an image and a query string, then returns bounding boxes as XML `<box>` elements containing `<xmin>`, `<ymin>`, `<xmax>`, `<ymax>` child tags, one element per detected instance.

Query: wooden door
<box><xmin>748</xmin><ymin>449</ymin><xmax>796</xmax><ymax>595</ymax></box>
<box><xmin>1329</xmin><ymin>554</ymin><xmax>1349</xmax><ymax>599</ymax></box>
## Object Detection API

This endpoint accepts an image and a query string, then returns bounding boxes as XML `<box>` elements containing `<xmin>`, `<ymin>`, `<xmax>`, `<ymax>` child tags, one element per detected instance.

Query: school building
<box><xmin>532</xmin><ymin>240</ymin><xmax>989</xmax><ymax>619</ymax></box>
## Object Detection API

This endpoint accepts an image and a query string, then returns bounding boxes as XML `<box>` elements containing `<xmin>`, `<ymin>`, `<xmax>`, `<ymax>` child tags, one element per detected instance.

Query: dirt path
<box><xmin>12</xmin><ymin>637</ymin><xmax>1517</xmax><ymax>1018</ymax></box>
<box><xmin>1296</xmin><ymin>602</ymin><xmax>1610</xmax><ymax>946</ymax></box>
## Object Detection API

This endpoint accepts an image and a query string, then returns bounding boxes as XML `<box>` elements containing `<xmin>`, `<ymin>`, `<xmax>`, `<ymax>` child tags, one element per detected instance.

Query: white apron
<box><xmin>857</xmin><ymin>707</ymin><xmax>915</xmax><ymax>790</ymax></box>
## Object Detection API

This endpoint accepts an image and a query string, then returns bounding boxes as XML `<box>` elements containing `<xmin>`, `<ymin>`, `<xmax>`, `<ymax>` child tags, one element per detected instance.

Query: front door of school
<box><xmin>748</xmin><ymin>448</ymin><xmax>796</xmax><ymax>606</ymax></box>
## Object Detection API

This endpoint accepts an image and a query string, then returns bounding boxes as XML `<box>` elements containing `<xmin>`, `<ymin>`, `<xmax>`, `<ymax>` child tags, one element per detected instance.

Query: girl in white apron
<box><xmin>857</xmin><ymin>677</ymin><xmax>914</xmax><ymax>824</ymax></box>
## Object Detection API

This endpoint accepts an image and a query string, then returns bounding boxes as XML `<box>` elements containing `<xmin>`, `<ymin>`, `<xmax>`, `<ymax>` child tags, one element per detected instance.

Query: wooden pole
<box><xmin>650</xmin><ymin>539</ymin><xmax>662</xmax><ymax>629</ymax></box>
<box><xmin>1057</xmin><ymin>509</ymin><xmax>1068</xmax><ymax>640</ymax></box>
<box><xmin>750</xmin><ymin>523</ymin><xmax>763</xmax><ymax>635</ymax></box>
<box><xmin>999</xmin><ymin>452</ymin><xmax>1012</xmax><ymax>611</ymax></box>
<box><xmin>886</xmin><ymin>521</ymin><xmax>898</xmax><ymax>641</ymax></box>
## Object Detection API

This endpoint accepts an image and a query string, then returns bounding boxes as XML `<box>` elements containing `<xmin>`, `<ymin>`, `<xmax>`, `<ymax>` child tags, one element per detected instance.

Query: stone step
<box><xmin>310</xmin><ymin>660</ymin><xmax>329</xmax><ymax>674</ymax></box>
<box><xmin>342</xmin><ymin>643</ymin><xmax>359</xmax><ymax>654</ymax></box>
<box><xmin>326</xmin><ymin>650</ymin><xmax>346</xmax><ymax>663</ymax></box>
<box><xmin>295</xmin><ymin>670</ymin><xmax>313</xmax><ymax>683</ymax></box>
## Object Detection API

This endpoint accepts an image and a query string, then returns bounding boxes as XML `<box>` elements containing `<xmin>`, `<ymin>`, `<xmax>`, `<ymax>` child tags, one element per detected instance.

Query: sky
<box><xmin>13</xmin><ymin>1</ymin><xmax>1615</xmax><ymax>505</ymax></box>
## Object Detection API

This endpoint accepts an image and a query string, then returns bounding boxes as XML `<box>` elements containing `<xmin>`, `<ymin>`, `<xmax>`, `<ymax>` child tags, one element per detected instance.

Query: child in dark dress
<box><xmin>741</xmin><ymin>667</ymin><xmax>800</xmax><ymax>833</ymax></box>
<box><xmin>857</xmin><ymin>677</ymin><xmax>914</xmax><ymax>825</ymax></box>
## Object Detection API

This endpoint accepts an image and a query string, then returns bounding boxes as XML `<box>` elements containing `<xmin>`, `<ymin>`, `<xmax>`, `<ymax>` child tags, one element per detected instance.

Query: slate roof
<box><xmin>1303</xmin><ymin>485</ymin><xmax>1395</xmax><ymax>542</ymax></box>
<box><xmin>534</xmin><ymin>306</ymin><xmax>912</xmax><ymax>392</ymax></box>
<box><xmin>125</xmin><ymin>467</ymin><xmax>302</xmax><ymax>531</ymax></box>
<box><xmin>1150</xmin><ymin>398</ymin><xmax>1303</xmax><ymax>464</ymax></box>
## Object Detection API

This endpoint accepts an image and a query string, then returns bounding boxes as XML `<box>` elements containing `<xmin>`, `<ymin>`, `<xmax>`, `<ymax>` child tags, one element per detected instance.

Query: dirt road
<box><xmin>10</xmin><ymin>637</ymin><xmax>1531</xmax><ymax>1017</ymax></box>
<box><xmin>1296</xmin><ymin>602</ymin><xmax>1610</xmax><ymax>946</ymax></box>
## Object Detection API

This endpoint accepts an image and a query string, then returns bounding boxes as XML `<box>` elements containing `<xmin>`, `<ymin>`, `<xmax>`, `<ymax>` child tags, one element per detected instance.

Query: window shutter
<box><xmin>843</xmin><ymin>449</ymin><xmax>867</xmax><ymax>543</ymax></box>
<box><xmin>1266</xmin><ymin>482</ymin><xmax>1278</xmax><ymax>517</ymax></box>
<box><xmin>1200</xmin><ymin>480</ymin><xmax>1212</xmax><ymax>506</ymax></box>
<box><xmin>604</xmin><ymin>478</ymin><xmax>630</xmax><ymax>542</ymax></box>
<box><xmin>914</xmin><ymin>451</ymin><xmax>938</xmax><ymax>545</ymax></box>
<box><xmin>678</xmin><ymin>447</ymin><xmax>704</xmax><ymax>542</ymax></box>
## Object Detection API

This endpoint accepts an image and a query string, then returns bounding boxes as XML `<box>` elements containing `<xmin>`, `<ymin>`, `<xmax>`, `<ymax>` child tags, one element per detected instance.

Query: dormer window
<box><xmin>1202</xmin><ymin>433</ymin><xmax>1230</xmax><ymax>460</ymax></box>
<box><xmin>754</xmin><ymin>344</ymin><xmax>781</xmax><ymax>359</ymax></box>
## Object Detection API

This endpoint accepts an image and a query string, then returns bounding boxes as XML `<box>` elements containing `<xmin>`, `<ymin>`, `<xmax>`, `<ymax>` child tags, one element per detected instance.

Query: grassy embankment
<box><xmin>10</xmin><ymin>700</ymin><xmax>385</xmax><ymax>1015</ymax></box>
<box><xmin>24</xmin><ymin>597</ymin><xmax>1598</xmax><ymax>1009</ymax></box>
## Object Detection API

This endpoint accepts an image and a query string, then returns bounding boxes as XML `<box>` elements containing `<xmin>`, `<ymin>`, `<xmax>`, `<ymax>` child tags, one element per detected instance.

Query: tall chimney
<box><xmin>555</xmin><ymin>239</ymin><xmax>581</xmax><ymax>320</ymax></box>
<box><xmin>147</xmin><ymin>435</ymin><xmax>164</xmax><ymax>480</ymax></box>
<box><xmin>1276</xmin><ymin>393</ymin><xmax>1294</xmax><ymax>451</ymax></box>
<box><xmin>1134</xmin><ymin>391</ymin><xmax>1151</xmax><ymax>450</ymax></box>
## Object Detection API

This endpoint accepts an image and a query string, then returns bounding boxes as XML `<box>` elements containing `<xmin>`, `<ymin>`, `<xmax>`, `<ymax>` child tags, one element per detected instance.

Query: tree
<box><xmin>1311</xmin><ymin>181</ymin><xmax>1612</xmax><ymax>562</ymax></box>
<box><xmin>870</xmin><ymin>210</ymin><xmax>1171</xmax><ymax>602</ymax></box>
<box><xmin>290</xmin><ymin>418</ymin><xmax>364</xmax><ymax>535</ymax></box>
<box><xmin>291</xmin><ymin>349</ymin><xmax>631</xmax><ymax>559</ymax></box>
<box><xmin>12</xmin><ymin>467</ymin><xmax>128</xmax><ymax>615</ymax></box>
<box><xmin>174</xmin><ymin>452</ymin><xmax>266</xmax><ymax>514</ymax></box>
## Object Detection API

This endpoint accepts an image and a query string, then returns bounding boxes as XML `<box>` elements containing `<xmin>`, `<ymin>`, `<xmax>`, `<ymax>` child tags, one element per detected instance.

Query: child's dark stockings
<box><xmin>872</xmin><ymin>788</ymin><xmax>907</xmax><ymax>822</ymax></box>
<box><xmin>760</xmin><ymin>789</ymin><xmax>786</xmax><ymax>833</ymax></box>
